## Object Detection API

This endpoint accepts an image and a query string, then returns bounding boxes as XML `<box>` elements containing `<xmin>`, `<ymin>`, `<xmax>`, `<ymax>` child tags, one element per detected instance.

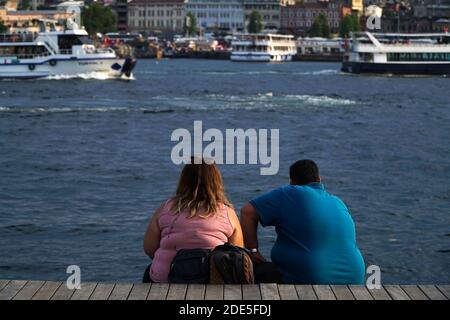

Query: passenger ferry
<box><xmin>341</xmin><ymin>32</ymin><xmax>450</xmax><ymax>75</ymax></box>
<box><xmin>231</xmin><ymin>34</ymin><xmax>296</xmax><ymax>62</ymax></box>
<box><xmin>296</xmin><ymin>37</ymin><xmax>345</xmax><ymax>61</ymax></box>
<box><xmin>0</xmin><ymin>21</ymin><xmax>136</xmax><ymax>79</ymax></box>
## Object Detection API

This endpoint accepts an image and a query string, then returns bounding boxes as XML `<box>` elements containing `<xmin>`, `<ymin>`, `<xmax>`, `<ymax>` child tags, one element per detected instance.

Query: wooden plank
<box><xmin>367</xmin><ymin>286</ymin><xmax>392</xmax><ymax>300</ymax></box>
<box><xmin>277</xmin><ymin>284</ymin><xmax>298</xmax><ymax>300</ymax></box>
<box><xmin>147</xmin><ymin>283</ymin><xmax>169</xmax><ymax>300</ymax></box>
<box><xmin>0</xmin><ymin>280</ymin><xmax>28</xmax><ymax>300</ymax></box>
<box><xmin>242</xmin><ymin>284</ymin><xmax>262</xmax><ymax>300</ymax></box>
<box><xmin>348</xmin><ymin>285</ymin><xmax>373</xmax><ymax>300</ymax></box>
<box><xmin>128</xmin><ymin>283</ymin><xmax>151</xmax><ymax>300</ymax></box>
<box><xmin>224</xmin><ymin>285</ymin><xmax>242</xmax><ymax>300</ymax></box>
<box><xmin>384</xmin><ymin>285</ymin><xmax>410</xmax><ymax>300</ymax></box>
<box><xmin>313</xmin><ymin>285</ymin><xmax>336</xmax><ymax>300</ymax></box>
<box><xmin>89</xmin><ymin>283</ymin><xmax>115</xmax><ymax>300</ymax></box>
<box><xmin>418</xmin><ymin>285</ymin><xmax>447</xmax><ymax>300</ymax></box>
<box><xmin>70</xmin><ymin>282</ymin><xmax>97</xmax><ymax>300</ymax></box>
<box><xmin>108</xmin><ymin>283</ymin><xmax>133</xmax><ymax>300</ymax></box>
<box><xmin>260</xmin><ymin>283</ymin><xmax>280</xmax><ymax>300</ymax></box>
<box><xmin>205</xmin><ymin>285</ymin><xmax>224</xmax><ymax>300</ymax></box>
<box><xmin>330</xmin><ymin>285</ymin><xmax>355</xmax><ymax>300</ymax></box>
<box><xmin>0</xmin><ymin>280</ymin><xmax>10</xmax><ymax>292</ymax></box>
<box><xmin>295</xmin><ymin>285</ymin><xmax>317</xmax><ymax>300</ymax></box>
<box><xmin>166</xmin><ymin>284</ymin><xmax>187</xmax><ymax>300</ymax></box>
<box><xmin>401</xmin><ymin>285</ymin><xmax>429</xmax><ymax>300</ymax></box>
<box><xmin>185</xmin><ymin>284</ymin><xmax>205</xmax><ymax>300</ymax></box>
<box><xmin>32</xmin><ymin>282</ymin><xmax>62</xmax><ymax>300</ymax></box>
<box><xmin>51</xmin><ymin>282</ymin><xmax>76</xmax><ymax>300</ymax></box>
<box><xmin>12</xmin><ymin>280</ymin><xmax>44</xmax><ymax>300</ymax></box>
<box><xmin>436</xmin><ymin>285</ymin><xmax>450</xmax><ymax>299</ymax></box>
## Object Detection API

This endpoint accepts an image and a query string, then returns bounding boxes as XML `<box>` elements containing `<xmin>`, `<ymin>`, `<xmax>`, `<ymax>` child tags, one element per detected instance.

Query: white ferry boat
<box><xmin>342</xmin><ymin>32</ymin><xmax>450</xmax><ymax>75</ymax></box>
<box><xmin>296</xmin><ymin>37</ymin><xmax>345</xmax><ymax>61</ymax></box>
<box><xmin>231</xmin><ymin>34</ymin><xmax>296</xmax><ymax>62</ymax></box>
<box><xmin>0</xmin><ymin>22</ymin><xmax>136</xmax><ymax>79</ymax></box>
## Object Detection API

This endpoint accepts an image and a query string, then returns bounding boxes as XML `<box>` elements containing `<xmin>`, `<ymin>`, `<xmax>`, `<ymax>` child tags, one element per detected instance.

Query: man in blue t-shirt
<box><xmin>240</xmin><ymin>159</ymin><xmax>365</xmax><ymax>284</ymax></box>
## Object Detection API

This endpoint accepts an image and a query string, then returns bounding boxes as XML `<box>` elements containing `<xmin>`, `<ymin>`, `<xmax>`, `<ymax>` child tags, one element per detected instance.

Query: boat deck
<box><xmin>0</xmin><ymin>280</ymin><xmax>448</xmax><ymax>300</ymax></box>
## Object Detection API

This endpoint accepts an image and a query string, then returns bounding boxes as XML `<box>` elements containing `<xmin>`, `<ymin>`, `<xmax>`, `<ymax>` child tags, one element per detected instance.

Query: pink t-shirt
<box><xmin>149</xmin><ymin>200</ymin><xmax>234</xmax><ymax>283</ymax></box>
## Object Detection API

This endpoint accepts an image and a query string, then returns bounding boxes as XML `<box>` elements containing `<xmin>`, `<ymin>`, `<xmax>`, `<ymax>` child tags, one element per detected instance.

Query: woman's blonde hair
<box><xmin>171</xmin><ymin>157</ymin><xmax>232</xmax><ymax>218</ymax></box>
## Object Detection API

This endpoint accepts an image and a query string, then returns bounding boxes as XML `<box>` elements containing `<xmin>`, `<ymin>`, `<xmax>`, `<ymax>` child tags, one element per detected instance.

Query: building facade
<box><xmin>127</xmin><ymin>0</ymin><xmax>186</xmax><ymax>34</ymax></box>
<box><xmin>0</xmin><ymin>7</ymin><xmax>77</xmax><ymax>33</ymax></box>
<box><xmin>242</xmin><ymin>0</ymin><xmax>294</xmax><ymax>30</ymax></box>
<box><xmin>112</xmin><ymin>0</ymin><xmax>129</xmax><ymax>31</ymax></box>
<box><xmin>280</xmin><ymin>1</ymin><xmax>343</xmax><ymax>35</ymax></box>
<box><xmin>185</xmin><ymin>0</ymin><xmax>244</xmax><ymax>31</ymax></box>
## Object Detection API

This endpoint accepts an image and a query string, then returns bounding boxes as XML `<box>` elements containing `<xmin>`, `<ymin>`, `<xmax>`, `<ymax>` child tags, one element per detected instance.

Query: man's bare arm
<box><xmin>240</xmin><ymin>203</ymin><xmax>266</xmax><ymax>264</ymax></box>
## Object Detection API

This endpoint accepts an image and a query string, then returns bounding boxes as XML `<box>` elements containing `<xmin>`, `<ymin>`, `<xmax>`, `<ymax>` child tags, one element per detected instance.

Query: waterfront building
<box><xmin>185</xmin><ymin>0</ymin><xmax>245</xmax><ymax>32</ymax></box>
<box><xmin>0</xmin><ymin>6</ymin><xmax>77</xmax><ymax>33</ymax></box>
<box><xmin>242</xmin><ymin>0</ymin><xmax>295</xmax><ymax>30</ymax></box>
<box><xmin>412</xmin><ymin>0</ymin><xmax>450</xmax><ymax>19</ymax></box>
<box><xmin>111</xmin><ymin>0</ymin><xmax>129</xmax><ymax>31</ymax></box>
<box><xmin>280</xmin><ymin>1</ymin><xmax>344</xmax><ymax>36</ymax></box>
<box><xmin>127</xmin><ymin>0</ymin><xmax>186</xmax><ymax>34</ymax></box>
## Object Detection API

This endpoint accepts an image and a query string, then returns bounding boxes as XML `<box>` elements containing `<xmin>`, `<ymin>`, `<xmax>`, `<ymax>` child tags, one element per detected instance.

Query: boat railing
<box><xmin>355</xmin><ymin>42</ymin><xmax>450</xmax><ymax>51</ymax></box>
<box><xmin>58</xmin><ymin>49</ymin><xmax>73</xmax><ymax>55</ymax></box>
<box><xmin>0</xmin><ymin>52</ymin><xmax>52</xmax><ymax>60</ymax></box>
<box><xmin>0</xmin><ymin>33</ymin><xmax>36</xmax><ymax>43</ymax></box>
<box><xmin>94</xmin><ymin>47</ymin><xmax>115</xmax><ymax>54</ymax></box>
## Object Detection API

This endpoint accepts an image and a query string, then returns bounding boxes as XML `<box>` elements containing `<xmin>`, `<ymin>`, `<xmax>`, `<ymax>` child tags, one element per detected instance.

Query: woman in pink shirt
<box><xmin>143</xmin><ymin>158</ymin><xmax>244</xmax><ymax>283</ymax></box>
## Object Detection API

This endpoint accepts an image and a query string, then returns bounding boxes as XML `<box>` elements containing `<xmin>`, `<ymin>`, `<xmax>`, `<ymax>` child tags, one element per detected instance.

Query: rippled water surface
<box><xmin>0</xmin><ymin>60</ymin><xmax>449</xmax><ymax>283</ymax></box>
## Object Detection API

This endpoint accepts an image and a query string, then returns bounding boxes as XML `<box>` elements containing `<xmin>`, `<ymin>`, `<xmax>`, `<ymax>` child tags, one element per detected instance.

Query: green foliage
<box><xmin>0</xmin><ymin>20</ymin><xmax>7</xmax><ymax>34</ymax></box>
<box><xmin>248</xmin><ymin>10</ymin><xmax>263</xmax><ymax>34</ymax></box>
<box><xmin>183</xmin><ymin>12</ymin><xmax>198</xmax><ymax>36</ymax></box>
<box><xmin>81</xmin><ymin>3</ymin><xmax>117</xmax><ymax>35</ymax></box>
<box><xmin>339</xmin><ymin>14</ymin><xmax>361</xmax><ymax>38</ymax></box>
<box><xmin>309</xmin><ymin>13</ymin><xmax>330</xmax><ymax>38</ymax></box>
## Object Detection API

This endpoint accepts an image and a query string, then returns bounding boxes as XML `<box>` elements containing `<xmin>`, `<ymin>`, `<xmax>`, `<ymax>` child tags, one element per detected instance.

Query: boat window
<box><xmin>0</xmin><ymin>45</ymin><xmax>50</xmax><ymax>58</ymax></box>
<box><xmin>58</xmin><ymin>35</ymin><xmax>92</xmax><ymax>51</ymax></box>
<box><xmin>387</xmin><ymin>52</ymin><xmax>450</xmax><ymax>62</ymax></box>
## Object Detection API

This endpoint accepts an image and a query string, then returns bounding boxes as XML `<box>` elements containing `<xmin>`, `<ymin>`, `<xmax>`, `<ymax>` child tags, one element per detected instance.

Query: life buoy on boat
<box><xmin>49</xmin><ymin>59</ymin><xmax>57</xmax><ymax>66</ymax></box>
<box><xmin>28</xmin><ymin>64</ymin><xmax>35</xmax><ymax>71</ymax></box>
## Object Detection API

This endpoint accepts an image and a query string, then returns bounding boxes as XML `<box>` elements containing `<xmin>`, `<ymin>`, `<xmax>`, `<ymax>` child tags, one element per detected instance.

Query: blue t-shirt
<box><xmin>250</xmin><ymin>183</ymin><xmax>365</xmax><ymax>284</ymax></box>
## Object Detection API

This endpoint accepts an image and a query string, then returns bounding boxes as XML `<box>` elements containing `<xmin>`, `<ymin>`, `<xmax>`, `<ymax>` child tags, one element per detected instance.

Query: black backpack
<box><xmin>167</xmin><ymin>243</ymin><xmax>254</xmax><ymax>284</ymax></box>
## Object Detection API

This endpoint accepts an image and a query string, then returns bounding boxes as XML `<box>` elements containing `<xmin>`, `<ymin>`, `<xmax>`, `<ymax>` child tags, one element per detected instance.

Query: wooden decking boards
<box><xmin>0</xmin><ymin>280</ymin><xmax>447</xmax><ymax>300</ymax></box>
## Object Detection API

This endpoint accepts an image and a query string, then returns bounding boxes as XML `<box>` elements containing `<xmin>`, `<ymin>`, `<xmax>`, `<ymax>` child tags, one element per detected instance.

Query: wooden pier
<box><xmin>0</xmin><ymin>280</ymin><xmax>448</xmax><ymax>300</ymax></box>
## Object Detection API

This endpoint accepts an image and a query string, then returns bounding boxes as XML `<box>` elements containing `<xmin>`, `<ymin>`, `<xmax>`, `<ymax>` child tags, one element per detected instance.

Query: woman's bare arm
<box><xmin>227</xmin><ymin>207</ymin><xmax>244</xmax><ymax>248</ymax></box>
<box><xmin>143</xmin><ymin>206</ymin><xmax>162</xmax><ymax>259</ymax></box>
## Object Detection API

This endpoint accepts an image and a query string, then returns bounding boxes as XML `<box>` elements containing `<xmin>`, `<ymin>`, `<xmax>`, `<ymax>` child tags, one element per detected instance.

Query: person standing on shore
<box><xmin>240</xmin><ymin>159</ymin><xmax>365</xmax><ymax>284</ymax></box>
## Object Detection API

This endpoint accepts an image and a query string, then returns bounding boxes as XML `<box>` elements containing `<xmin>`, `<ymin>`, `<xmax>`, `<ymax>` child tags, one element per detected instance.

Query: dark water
<box><xmin>0</xmin><ymin>60</ymin><xmax>449</xmax><ymax>284</ymax></box>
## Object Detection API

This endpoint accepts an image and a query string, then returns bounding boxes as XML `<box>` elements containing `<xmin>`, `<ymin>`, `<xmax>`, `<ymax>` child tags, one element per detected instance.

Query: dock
<box><xmin>0</xmin><ymin>280</ymin><xmax>448</xmax><ymax>300</ymax></box>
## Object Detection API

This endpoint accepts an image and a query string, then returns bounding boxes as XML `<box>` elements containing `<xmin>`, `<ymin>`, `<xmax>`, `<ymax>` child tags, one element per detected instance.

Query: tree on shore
<box><xmin>0</xmin><ymin>20</ymin><xmax>7</xmax><ymax>34</ymax></box>
<box><xmin>339</xmin><ymin>14</ymin><xmax>361</xmax><ymax>38</ymax></box>
<box><xmin>309</xmin><ymin>13</ymin><xmax>330</xmax><ymax>38</ymax></box>
<box><xmin>81</xmin><ymin>3</ymin><xmax>117</xmax><ymax>35</ymax></box>
<box><xmin>248</xmin><ymin>10</ymin><xmax>263</xmax><ymax>34</ymax></box>
<box><xmin>184</xmin><ymin>12</ymin><xmax>198</xmax><ymax>36</ymax></box>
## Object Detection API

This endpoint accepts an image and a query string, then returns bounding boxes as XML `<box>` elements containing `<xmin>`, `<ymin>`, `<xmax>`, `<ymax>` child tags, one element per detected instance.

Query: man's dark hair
<box><xmin>289</xmin><ymin>159</ymin><xmax>320</xmax><ymax>185</ymax></box>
